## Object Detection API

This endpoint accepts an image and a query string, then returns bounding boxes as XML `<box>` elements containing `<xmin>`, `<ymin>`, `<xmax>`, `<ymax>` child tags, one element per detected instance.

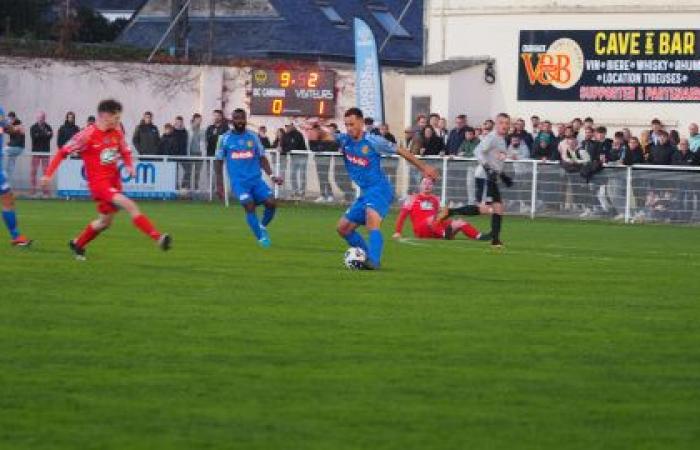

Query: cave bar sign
<box><xmin>518</xmin><ymin>30</ymin><xmax>700</xmax><ymax>102</ymax></box>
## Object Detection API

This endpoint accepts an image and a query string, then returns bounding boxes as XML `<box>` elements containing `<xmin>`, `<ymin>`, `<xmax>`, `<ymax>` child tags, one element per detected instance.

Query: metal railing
<box><xmin>4</xmin><ymin>151</ymin><xmax>700</xmax><ymax>225</ymax></box>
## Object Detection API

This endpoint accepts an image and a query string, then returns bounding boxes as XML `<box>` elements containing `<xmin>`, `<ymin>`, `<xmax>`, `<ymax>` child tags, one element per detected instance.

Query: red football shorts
<box><xmin>89</xmin><ymin>179</ymin><xmax>122</xmax><ymax>215</ymax></box>
<box><xmin>414</xmin><ymin>219</ymin><xmax>449</xmax><ymax>239</ymax></box>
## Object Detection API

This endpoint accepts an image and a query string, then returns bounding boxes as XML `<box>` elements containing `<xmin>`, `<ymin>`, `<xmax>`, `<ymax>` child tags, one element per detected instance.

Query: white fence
<box><xmin>4</xmin><ymin>151</ymin><xmax>700</xmax><ymax>225</ymax></box>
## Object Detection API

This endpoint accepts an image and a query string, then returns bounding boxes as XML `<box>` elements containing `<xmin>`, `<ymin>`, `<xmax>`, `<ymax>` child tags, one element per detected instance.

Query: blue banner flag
<box><xmin>354</xmin><ymin>18</ymin><xmax>384</xmax><ymax>124</ymax></box>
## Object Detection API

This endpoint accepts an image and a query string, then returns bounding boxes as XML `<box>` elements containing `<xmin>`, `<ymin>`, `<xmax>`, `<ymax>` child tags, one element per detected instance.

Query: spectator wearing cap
<box><xmin>688</xmin><ymin>123</ymin><xmax>700</xmax><ymax>153</ymax></box>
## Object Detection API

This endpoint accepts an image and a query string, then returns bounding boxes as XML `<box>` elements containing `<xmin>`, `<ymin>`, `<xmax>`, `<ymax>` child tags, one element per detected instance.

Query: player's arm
<box><xmin>118</xmin><ymin>131</ymin><xmax>136</xmax><ymax>177</ymax></box>
<box><xmin>42</xmin><ymin>128</ymin><xmax>90</xmax><ymax>184</ymax></box>
<box><xmin>254</xmin><ymin>134</ymin><xmax>283</xmax><ymax>185</ymax></box>
<box><xmin>397</xmin><ymin>146</ymin><xmax>440</xmax><ymax>180</ymax></box>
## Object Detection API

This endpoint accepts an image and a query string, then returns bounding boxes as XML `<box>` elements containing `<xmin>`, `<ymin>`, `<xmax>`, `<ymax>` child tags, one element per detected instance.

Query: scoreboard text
<box><xmin>250</xmin><ymin>69</ymin><xmax>336</xmax><ymax>117</ymax></box>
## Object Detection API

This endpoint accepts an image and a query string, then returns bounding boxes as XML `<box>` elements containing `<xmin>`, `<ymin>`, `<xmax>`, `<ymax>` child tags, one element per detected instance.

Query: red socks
<box><xmin>133</xmin><ymin>214</ymin><xmax>161</xmax><ymax>241</ymax></box>
<box><xmin>460</xmin><ymin>223</ymin><xmax>480</xmax><ymax>240</ymax></box>
<box><xmin>75</xmin><ymin>224</ymin><xmax>101</xmax><ymax>249</ymax></box>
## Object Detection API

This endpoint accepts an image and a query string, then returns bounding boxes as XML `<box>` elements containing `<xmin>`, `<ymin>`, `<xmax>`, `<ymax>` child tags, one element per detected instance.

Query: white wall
<box><xmin>425</xmin><ymin>0</ymin><xmax>700</xmax><ymax>132</ymax></box>
<box><xmin>403</xmin><ymin>75</ymin><xmax>449</xmax><ymax>126</ymax></box>
<box><xmin>0</xmin><ymin>57</ymin><xmax>405</xmax><ymax>151</ymax></box>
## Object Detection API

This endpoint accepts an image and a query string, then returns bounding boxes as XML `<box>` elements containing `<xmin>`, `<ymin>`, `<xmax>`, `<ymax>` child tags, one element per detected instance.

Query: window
<box><xmin>370</xmin><ymin>9</ymin><xmax>410</xmax><ymax>38</ymax></box>
<box><xmin>411</xmin><ymin>96</ymin><xmax>431</xmax><ymax>123</ymax></box>
<box><xmin>319</xmin><ymin>5</ymin><xmax>345</xmax><ymax>25</ymax></box>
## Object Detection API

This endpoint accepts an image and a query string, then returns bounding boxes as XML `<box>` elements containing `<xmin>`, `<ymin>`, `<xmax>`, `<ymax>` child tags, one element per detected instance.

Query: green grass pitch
<box><xmin>1</xmin><ymin>200</ymin><xmax>699</xmax><ymax>450</ymax></box>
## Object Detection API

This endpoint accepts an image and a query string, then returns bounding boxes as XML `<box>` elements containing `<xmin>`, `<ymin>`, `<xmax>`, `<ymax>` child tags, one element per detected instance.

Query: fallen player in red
<box><xmin>392</xmin><ymin>178</ymin><xmax>491</xmax><ymax>241</ymax></box>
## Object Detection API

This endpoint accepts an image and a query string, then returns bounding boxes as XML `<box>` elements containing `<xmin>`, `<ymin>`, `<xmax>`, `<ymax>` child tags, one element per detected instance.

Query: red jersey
<box><xmin>46</xmin><ymin>125</ymin><xmax>133</xmax><ymax>186</ymax></box>
<box><xmin>395</xmin><ymin>193</ymin><xmax>441</xmax><ymax>236</ymax></box>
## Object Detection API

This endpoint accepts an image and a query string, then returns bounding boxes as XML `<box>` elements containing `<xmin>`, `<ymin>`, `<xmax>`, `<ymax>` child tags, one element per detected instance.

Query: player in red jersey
<box><xmin>41</xmin><ymin>99</ymin><xmax>171</xmax><ymax>260</ymax></box>
<box><xmin>392</xmin><ymin>178</ymin><xmax>490</xmax><ymax>241</ymax></box>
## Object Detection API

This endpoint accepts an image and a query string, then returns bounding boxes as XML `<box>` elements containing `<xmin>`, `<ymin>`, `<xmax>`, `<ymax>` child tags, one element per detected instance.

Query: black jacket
<box><xmin>57</xmin><ymin>122</ymin><xmax>80</xmax><ymax>148</ymax></box>
<box><xmin>280</xmin><ymin>128</ymin><xmax>307</xmax><ymax>154</ymax></box>
<box><xmin>622</xmin><ymin>148</ymin><xmax>644</xmax><ymax>166</ymax></box>
<box><xmin>173</xmin><ymin>128</ymin><xmax>188</xmax><ymax>156</ymax></box>
<box><xmin>648</xmin><ymin>143</ymin><xmax>675</xmax><ymax>165</ymax></box>
<box><xmin>205</xmin><ymin>123</ymin><xmax>228</xmax><ymax>157</ymax></box>
<box><xmin>7</xmin><ymin>119</ymin><xmax>25</xmax><ymax>148</ymax></box>
<box><xmin>671</xmin><ymin>150</ymin><xmax>696</xmax><ymax>166</ymax></box>
<box><xmin>445</xmin><ymin>127</ymin><xmax>466</xmax><ymax>155</ymax></box>
<box><xmin>422</xmin><ymin>135</ymin><xmax>445</xmax><ymax>155</ymax></box>
<box><xmin>158</xmin><ymin>133</ymin><xmax>178</xmax><ymax>156</ymax></box>
<box><xmin>30</xmin><ymin>122</ymin><xmax>53</xmax><ymax>152</ymax></box>
<box><xmin>609</xmin><ymin>144</ymin><xmax>628</xmax><ymax>163</ymax></box>
<box><xmin>508</xmin><ymin>130</ymin><xmax>534</xmax><ymax>151</ymax></box>
<box><xmin>132</xmin><ymin>122</ymin><xmax>160</xmax><ymax>155</ymax></box>
<box><xmin>309</xmin><ymin>140</ymin><xmax>339</xmax><ymax>152</ymax></box>
<box><xmin>259</xmin><ymin>135</ymin><xmax>272</xmax><ymax>149</ymax></box>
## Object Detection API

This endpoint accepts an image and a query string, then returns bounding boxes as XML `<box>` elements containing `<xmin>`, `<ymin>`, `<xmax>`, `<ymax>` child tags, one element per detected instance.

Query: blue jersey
<box><xmin>337</xmin><ymin>132</ymin><xmax>396</xmax><ymax>191</ymax></box>
<box><xmin>216</xmin><ymin>129</ymin><xmax>266</xmax><ymax>185</ymax></box>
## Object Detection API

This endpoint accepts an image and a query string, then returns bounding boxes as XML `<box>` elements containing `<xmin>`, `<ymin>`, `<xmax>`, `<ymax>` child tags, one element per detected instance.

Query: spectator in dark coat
<box><xmin>29</xmin><ymin>111</ymin><xmax>53</xmax><ymax>196</ymax></box>
<box><xmin>648</xmin><ymin>130</ymin><xmax>674</xmax><ymax>165</ymax></box>
<box><xmin>671</xmin><ymin>139</ymin><xmax>697</xmax><ymax>166</ymax></box>
<box><xmin>281</xmin><ymin>123</ymin><xmax>307</xmax><ymax>154</ymax></box>
<box><xmin>608</xmin><ymin>131</ymin><xmax>628</xmax><ymax>163</ymax></box>
<box><xmin>508</xmin><ymin>118</ymin><xmax>534</xmax><ymax>150</ymax></box>
<box><xmin>258</xmin><ymin>126</ymin><xmax>272</xmax><ymax>148</ymax></box>
<box><xmin>445</xmin><ymin>114</ymin><xmax>467</xmax><ymax>155</ymax></box>
<box><xmin>57</xmin><ymin>111</ymin><xmax>80</xmax><ymax>148</ymax></box>
<box><xmin>378</xmin><ymin>123</ymin><xmax>396</xmax><ymax>144</ymax></box>
<box><xmin>594</xmin><ymin>126</ymin><xmax>613</xmax><ymax>162</ymax></box>
<box><xmin>172</xmin><ymin>116</ymin><xmax>188</xmax><ymax>156</ymax></box>
<box><xmin>132</xmin><ymin>112</ymin><xmax>160</xmax><ymax>155</ymax></box>
<box><xmin>421</xmin><ymin>126</ymin><xmax>445</xmax><ymax>156</ymax></box>
<box><xmin>205</xmin><ymin>110</ymin><xmax>228</xmax><ymax>157</ymax></box>
<box><xmin>158</xmin><ymin>123</ymin><xmax>178</xmax><ymax>156</ymax></box>
<box><xmin>621</xmin><ymin>137</ymin><xmax>645</xmax><ymax>166</ymax></box>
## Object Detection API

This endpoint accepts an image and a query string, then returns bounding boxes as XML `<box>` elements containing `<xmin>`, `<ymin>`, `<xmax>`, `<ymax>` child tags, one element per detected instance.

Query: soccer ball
<box><xmin>344</xmin><ymin>247</ymin><xmax>367</xmax><ymax>270</ymax></box>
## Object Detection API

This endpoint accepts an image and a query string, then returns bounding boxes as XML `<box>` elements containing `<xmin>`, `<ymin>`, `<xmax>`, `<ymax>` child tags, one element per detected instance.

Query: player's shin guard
<box><xmin>460</xmin><ymin>223</ymin><xmax>480</xmax><ymax>240</ymax></box>
<box><xmin>491</xmin><ymin>214</ymin><xmax>502</xmax><ymax>241</ymax></box>
<box><xmin>133</xmin><ymin>214</ymin><xmax>162</xmax><ymax>241</ymax></box>
<box><xmin>245</xmin><ymin>211</ymin><xmax>263</xmax><ymax>240</ymax></box>
<box><xmin>367</xmin><ymin>229</ymin><xmax>383</xmax><ymax>267</ymax></box>
<box><xmin>262</xmin><ymin>206</ymin><xmax>276</xmax><ymax>227</ymax></box>
<box><xmin>344</xmin><ymin>230</ymin><xmax>368</xmax><ymax>253</ymax></box>
<box><xmin>450</xmin><ymin>205</ymin><xmax>480</xmax><ymax>216</ymax></box>
<box><xmin>75</xmin><ymin>223</ymin><xmax>102</xmax><ymax>249</ymax></box>
<box><xmin>2</xmin><ymin>210</ymin><xmax>20</xmax><ymax>240</ymax></box>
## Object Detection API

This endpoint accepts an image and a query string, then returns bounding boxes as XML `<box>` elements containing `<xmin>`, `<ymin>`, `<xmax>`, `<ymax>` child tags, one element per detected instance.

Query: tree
<box><xmin>0</xmin><ymin>0</ymin><xmax>53</xmax><ymax>39</ymax></box>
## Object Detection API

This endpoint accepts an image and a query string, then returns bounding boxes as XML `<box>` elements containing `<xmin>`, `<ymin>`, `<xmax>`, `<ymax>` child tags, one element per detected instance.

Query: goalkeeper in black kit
<box><xmin>438</xmin><ymin>112</ymin><xmax>512</xmax><ymax>248</ymax></box>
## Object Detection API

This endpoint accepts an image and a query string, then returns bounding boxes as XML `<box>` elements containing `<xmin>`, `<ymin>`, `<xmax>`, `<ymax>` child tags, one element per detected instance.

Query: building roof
<box><xmin>117</xmin><ymin>0</ymin><xmax>424</xmax><ymax>66</ymax></box>
<box><xmin>403</xmin><ymin>57</ymin><xmax>494</xmax><ymax>75</ymax></box>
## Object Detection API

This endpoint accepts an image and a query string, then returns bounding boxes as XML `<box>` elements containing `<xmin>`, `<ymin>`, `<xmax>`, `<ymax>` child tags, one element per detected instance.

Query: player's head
<box><xmin>344</xmin><ymin>107</ymin><xmax>364</xmax><ymax>139</ymax></box>
<box><xmin>495</xmin><ymin>113</ymin><xmax>510</xmax><ymax>135</ymax></box>
<box><xmin>231</xmin><ymin>108</ymin><xmax>247</xmax><ymax>133</ymax></box>
<box><xmin>97</xmin><ymin>99</ymin><xmax>122</xmax><ymax>130</ymax></box>
<box><xmin>420</xmin><ymin>177</ymin><xmax>434</xmax><ymax>194</ymax></box>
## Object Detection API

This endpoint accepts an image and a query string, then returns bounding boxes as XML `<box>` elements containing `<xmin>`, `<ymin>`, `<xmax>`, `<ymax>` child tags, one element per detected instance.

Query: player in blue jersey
<box><xmin>0</xmin><ymin>106</ymin><xmax>32</xmax><ymax>247</ymax></box>
<box><xmin>216</xmin><ymin>109</ymin><xmax>283</xmax><ymax>247</ymax></box>
<box><xmin>324</xmin><ymin>108</ymin><xmax>439</xmax><ymax>270</ymax></box>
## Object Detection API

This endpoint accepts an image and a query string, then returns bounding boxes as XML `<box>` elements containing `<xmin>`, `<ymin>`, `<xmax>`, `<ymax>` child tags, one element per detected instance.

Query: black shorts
<box><xmin>476</xmin><ymin>178</ymin><xmax>502</xmax><ymax>204</ymax></box>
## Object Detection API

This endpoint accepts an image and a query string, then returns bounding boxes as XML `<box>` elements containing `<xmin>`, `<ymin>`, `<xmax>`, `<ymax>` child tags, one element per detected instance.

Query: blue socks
<box><xmin>368</xmin><ymin>229</ymin><xmax>384</xmax><ymax>267</ymax></box>
<box><xmin>245</xmin><ymin>210</ymin><xmax>263</xmax><ymax>240</ymax></box>
<box><xmin>344</xmin><ymin>230</ymin><xmax>368</xmax><ymax>253</ymax></box>
<box><xmin>2</xmin><ymin>210</ymin><xmax>19</xmax><ymax>240</ymax></box>
<box><xmin>262</xmin><ymin>206</ymin><xmax>276</xmax><ymax>227</ymax></box>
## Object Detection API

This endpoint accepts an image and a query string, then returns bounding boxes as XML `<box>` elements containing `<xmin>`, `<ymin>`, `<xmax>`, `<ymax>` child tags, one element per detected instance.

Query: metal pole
<box><xmin>440</xmin><ymin>156</ymin><xmax>448</xmax><ymax>207</ymax></box>
<box><xmin>208</xmin><ymin>158</ymin><xmax>214</xmax><ymax>202</ymax></box>
<box><xmin>530</xmin><ymin>160</ymin><xmax>538</xmax><ymax>219</ymax></box>
<box><xmin>624</xmin><ymin>166</ymin><xmax>632</xmax><ymax>224</ymax></box>
<box><xmin>147</xmin><ymin>0</ymin><xmax>192</xmax><ymax>62</ymax></box>
<box><xmin>274</xmin><ymin>150</ymin><xmax>280</xmax><ymax>199</ymax></box>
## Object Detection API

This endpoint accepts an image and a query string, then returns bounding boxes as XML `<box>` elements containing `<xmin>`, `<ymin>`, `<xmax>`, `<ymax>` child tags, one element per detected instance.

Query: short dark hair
<box><xmin>595</xmin><ymin>126</ymin><xmax>607</xmax><ymax>134</ymax></box>
<box><xmin>97</xmin><ymin>99</ymin><xmax>122</xmax><ymax>114</ymax></box>
<box><xmin>144</xmin><ymin>111</ymin><xmax>153</xmax><ymax>117</ymax></box>
<box><xmin>192</xmin><ymin>113</ymin><xmax>202</xmax><ymax>120</ymax></box>
<box><xmin>175</xmin><ymin>116</ymin><xmax>183</xmax><ymax>121</ymax></box>
<box><xmin>429</xmin><ymin>113</ymin><xmax>440</xmax><ymax>120</ymax></box>
<box><xmin>464</xmin><ymin>126</ymin><xmax>475</xmax><ymax>134</ymax></box>
<box><xmin>259</xmin><ymin>125</ymin><xmax>266</xmax><ymax>131</ymax></box>
<box><xmin>614</xmin><ymin>131</ymin><xmax>624</xmax><ymax>139</ymax></box>
<box><xmin>457</xmin><ymin>114</ymin><xmax>467</xmax><ymax>120</ymax></box>
<box><xmin>345</xmin><ymin>107</ymin><xmax>363</xmax><ymax>119</ymax></box>
<box><xmin>213</xmin><ymin>109</ymin><xmax>223</xmax><ymax>115</ymax></box>
<box><xmin>531</xmin><ymin>115</ymin><xmax>540</xmax><ymax>120</ymax></box>
<box><xmin>497</xmin><ymin>113</ymin><xmax>510</xmax><ymax>120</ymax></box>
<box><xmin>584</xmin><ymin>117</ymin><xmax>594</xmax><ymax>123</ymax></box>
<box><xmin>329</xmin><ymin>123</ymin><xmax>338</xmax><ymax>130</ymax></box>
<box><xmin>87</xmin><ymin>115</ymin><xmax>96</xmax><ymax>122</ymax></box>
<box><xmin>651</xmin><ymin>118</ymin><xmax>662</xmax><ymax>125</ymax></box>
<box><xmin>233</xmin><ymin>108</ymin><xmax>246</xmax><ymax>117</ymax></box>
<box><xmin>364</xmin><ymin>117</ymin><xmax>374</xmax><ymax>125</ymax></box>
<box><xmin>572</xmin><ymin>117</ymin><xmax>582</xmax><ymax>124</ymax></box>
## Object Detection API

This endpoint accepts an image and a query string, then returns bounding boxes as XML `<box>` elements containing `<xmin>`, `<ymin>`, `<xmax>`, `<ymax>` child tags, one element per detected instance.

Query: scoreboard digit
<box><xmin>250</xmin><ymin>69</ymin><xmax>336</xmax><ymax>118</ymax></box>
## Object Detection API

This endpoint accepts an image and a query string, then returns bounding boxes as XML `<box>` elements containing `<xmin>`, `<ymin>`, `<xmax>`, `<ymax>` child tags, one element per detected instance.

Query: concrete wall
<box><xmin>425</xmin><ymin>0</ymin><xmax>700</xmax><ymax>132</ymax></box>
<box><xmin>0</xmin><ymin>57</ymin><xmax>405</xmax><ymax>151</ymax></box>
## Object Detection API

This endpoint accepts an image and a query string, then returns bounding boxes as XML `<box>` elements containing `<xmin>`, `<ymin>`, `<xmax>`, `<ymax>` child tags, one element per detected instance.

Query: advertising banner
<box><xmin>518</xmin><ymin>30</ymin><xmax>700</xmax><ymax>102</ymax></box>
<box><xmin>57</xmin><ymin>160</ymin><xmax>177</xmax><ymax>199</ymax></box>
<box><xmin>355</xmin><ymin>17</ymin><xmax>384</xmax><ymax>123</ymax></box>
